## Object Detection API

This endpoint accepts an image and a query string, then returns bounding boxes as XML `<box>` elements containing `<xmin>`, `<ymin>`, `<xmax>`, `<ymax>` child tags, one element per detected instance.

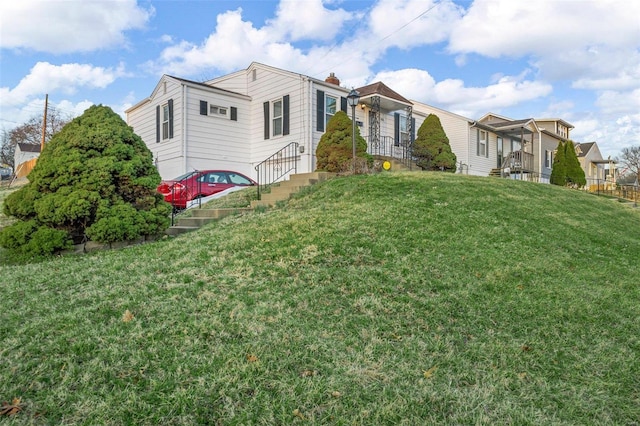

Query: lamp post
<box><xmin>346</xmin><ymin>89</ymin><xmax>360</xmax><ymax>173</ymax></box>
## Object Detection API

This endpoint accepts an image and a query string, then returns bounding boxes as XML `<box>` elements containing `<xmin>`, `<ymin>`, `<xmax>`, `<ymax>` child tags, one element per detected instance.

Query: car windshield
<box><xmin>170</xmin><ymin>171</ymin><xmax>198</xmax><ymax>181</ymax></box>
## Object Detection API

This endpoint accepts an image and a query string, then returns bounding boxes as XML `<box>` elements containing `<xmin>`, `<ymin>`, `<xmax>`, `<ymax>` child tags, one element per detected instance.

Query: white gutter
<box><xmin>308</xmin><ymin>78</ymin><xmax>314</xmax><ymax>172</ymax></box>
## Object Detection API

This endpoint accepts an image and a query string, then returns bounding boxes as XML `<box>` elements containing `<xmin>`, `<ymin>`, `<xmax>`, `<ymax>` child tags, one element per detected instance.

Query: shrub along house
<box><xmin>126</xmin><ymin>62</ymin><xmax>575</xmax><ymax>184</ymax></box>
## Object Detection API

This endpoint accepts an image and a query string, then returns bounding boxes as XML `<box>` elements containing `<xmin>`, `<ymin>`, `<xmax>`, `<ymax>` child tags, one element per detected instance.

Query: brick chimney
<box><xmin>325</xmin><ymin>72</ymin><xmax>340</xmax><ymax>86</ymax></box>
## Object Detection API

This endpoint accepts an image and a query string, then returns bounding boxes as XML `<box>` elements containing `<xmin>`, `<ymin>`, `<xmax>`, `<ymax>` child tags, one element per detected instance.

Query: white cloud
<box><xmin>1</xmin><ymin>62</ymin><xmax>126</xmax><ymax>107</ymax></box>
<box><xmin>449</xmin><ymin>0</ymin><xmax>640</xmax><ymax>58</ymax></box>
<box><xmin>147</xmin><ymin>0</ymin><xmax>464</xmax><ymax>82</ymax></box>
<box><xmin>372</xmin><ymin>68</ymin><xmax>552</xmax><ymax>118</ymax></box>
<box><xmin>268</xmin><ymin>0</ymin><xmax>352</xmax><ymax>41</ymax></box>
<box><xmin>368</xmin><ymin>0</ymin><xmax>463</xmax><ymax>50</ymax></box>
<box><xmin>0</xmin><ymin>0</ymin><xmax>153</xmax><ymax>53</ymax></box>
<box><xmin>149</xmin><ymin>8</ymin><xmax>285</xmax><ymax>76</ymax></box>
<box><xmin>448</xmin><ymin>0</ymin><xmax>640</xmax><ymax>87</ymax></box>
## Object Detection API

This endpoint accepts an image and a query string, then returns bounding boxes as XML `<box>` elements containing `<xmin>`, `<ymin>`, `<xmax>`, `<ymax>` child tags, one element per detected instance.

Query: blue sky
<box><xmin>1</xmin><ymin>0</ymin><xmax>639</xmax><ymax>159</ymax></box>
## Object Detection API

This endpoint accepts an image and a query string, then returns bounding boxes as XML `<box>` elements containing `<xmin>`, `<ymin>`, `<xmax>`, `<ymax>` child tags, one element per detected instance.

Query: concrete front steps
<box><xmin>166</xmin><ymin>207</ymin><xmax>252</xmax><ymax>236</ymax></box>
<box><xmin>251</xmin><ymin>172</ymin><xmax>335</xmax><ymax>208</ymax></box>
<box><xmin>166</xmin><ymin>171</ymin><xmax>335</xmax><ymax>235</ymax></box>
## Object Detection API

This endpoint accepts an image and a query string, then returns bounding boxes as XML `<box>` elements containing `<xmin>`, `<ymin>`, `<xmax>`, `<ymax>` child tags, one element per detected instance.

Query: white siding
<box><xmin>183</xmin><ymin>86</ymin><xmax>252</xmax><ymax>177</ymax></box>
<box><xmin>127</xmin><ymin>76</ymin><xmax>183</xmax><ymax>179</ymax></box>
<box><xmin>411</xmin><ymin>102</ymin><xmax>473</xmax><ymax>174</ymax></box>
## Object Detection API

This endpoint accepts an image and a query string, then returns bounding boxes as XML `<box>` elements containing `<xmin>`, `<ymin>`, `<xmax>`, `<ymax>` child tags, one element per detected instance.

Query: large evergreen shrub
<box><xmin>564</xmin><ymin>140</ymin><xmax>586</xmax><ymax>187</ymax></box>
<box><xmin>550</xmin><ymin>141</ymin><xmax>567</xmax><ymax>186</ymax></box>
<box><xmin>550</xmin><ymin>140</ymin><xmax>586</xmax><ymax>188</ymax></box>
<box><xmin>413</xmin><ymin>114</ymin><xmax>457</xmax><ymax>172</ymax></box>
<box><xmin>0</xmin><ymin>105</ymin><xmax>171</xmax><ymax>257</ymax></box>
<box><xmin>316</xmin><ymin>111</ymin><xmax>371</xmax><ymax>173</ymax></box>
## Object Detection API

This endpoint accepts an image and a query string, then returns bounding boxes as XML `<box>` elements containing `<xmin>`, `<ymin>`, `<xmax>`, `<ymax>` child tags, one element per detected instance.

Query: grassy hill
<box><xmin>1</xmin><ymin>172</ymin><xmax>639</xmax><ymax>424</ymax></box>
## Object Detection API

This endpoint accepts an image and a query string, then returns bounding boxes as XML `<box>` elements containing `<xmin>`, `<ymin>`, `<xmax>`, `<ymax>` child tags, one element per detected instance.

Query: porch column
<box><xmin>406</xmin><ymin>106</ymin><xmax>413</xmax><ymax>169</ymax></box>
<box><xmin>370</xmin><ymin>95</ymin><xmax>380</xmax><ymax>155</ymax></box>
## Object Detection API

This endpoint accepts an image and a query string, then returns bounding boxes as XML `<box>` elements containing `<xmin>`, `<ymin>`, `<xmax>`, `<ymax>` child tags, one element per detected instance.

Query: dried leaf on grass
<box><xmin>122</xmin><ymin>310</ymin><xmax>134</xmax><ymax>322</ymax></box>
<box><xmin>300</xmin><ymin>369</ymin><xmax>317</xmax><ymax>377</ymax></box>
<box><xmin>423</xmin><ymin>366</ymin><xmax>438</xmax><ymax>379</ymax></box>
<box><xmin>1</xmin><ymin>398</ymin><xmax>23</xmax><ymax>416</ymax></box>
<box><xmin>246</xmin><ymin>354</ymin><xmax>259</xmax><ymax>363</ymax></box>
<box><xmin>292</xmin><ymin>408</ymin><xmax>305</xmax><ymax>420</ymax></box>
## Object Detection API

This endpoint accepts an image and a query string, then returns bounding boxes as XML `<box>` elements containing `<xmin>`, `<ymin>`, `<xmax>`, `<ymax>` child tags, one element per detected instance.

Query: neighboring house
<box><xmin>473</xmin><ymin>114</ymin><xmax>574</xmax><ymax>183</ymax></box>
<box><xmin>575</xmin><ymin>142</ymin><xmax>617</xmax><ymax>189</ymax></box>
<box><xmin>14</xmin><ymin>143</ymin><xmax>41</xmax><ymax>178</ymax></box>
<box><xmin>15</xmin><ymin>143</ymin><xmax>40</xmax><ymax>166</ymax></box>
<box><xmin>126</xmin><ymin>62</ymin><xmax>575</xmax><ymax>183</ymax></box>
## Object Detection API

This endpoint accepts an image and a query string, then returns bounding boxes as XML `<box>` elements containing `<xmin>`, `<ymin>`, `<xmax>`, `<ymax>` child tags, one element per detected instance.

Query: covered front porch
<box><xmin>354</xmin><ymin>82</ymin><xmax>415</xmax><ymax>168</ymax></box>
<box><xmin>486</xmin><ymin>119</ymin><xmax>538</xmax><ymax>179</ymax></box>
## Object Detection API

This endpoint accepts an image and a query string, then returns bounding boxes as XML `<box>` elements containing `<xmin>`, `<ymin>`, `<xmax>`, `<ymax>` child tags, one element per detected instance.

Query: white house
<box><xmin>126</xmin><ymin>62</ymin><xmax>575</xmax><ymax>184</ymax></box>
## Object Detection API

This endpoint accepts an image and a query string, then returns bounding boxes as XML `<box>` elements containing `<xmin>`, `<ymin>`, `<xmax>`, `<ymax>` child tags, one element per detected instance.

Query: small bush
<box><xmin>413</xmin><ymin>114</ymin><xmax>457</xmax><ymax>172</ymax></box>
<box><xmin>316</xmin><ymin>111</ymin><xmax>370</xmax><ymax>173</ymax></box>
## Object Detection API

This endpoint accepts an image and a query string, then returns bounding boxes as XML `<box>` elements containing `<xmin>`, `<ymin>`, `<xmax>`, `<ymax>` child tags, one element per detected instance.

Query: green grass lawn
<box><xmin>1</xmin><ymin>172</ymin><xmax>639</xmax><ymax>424</ymax></box>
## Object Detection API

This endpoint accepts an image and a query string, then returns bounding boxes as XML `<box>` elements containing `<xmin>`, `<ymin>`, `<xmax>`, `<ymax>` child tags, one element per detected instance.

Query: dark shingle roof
<box><xmin>575</xmin><ymin>142</ymin><xmax>595</xmax><ymax>157</ymax></box>
<box><xmin>355</xmin><ymin>81</ymin><xmax>412</xmax><ymax>104</ymax></box>
<box><xmin>17</xmin><ymin>143</ymin><xmax>40</xmax><ymax>153</ymax></box>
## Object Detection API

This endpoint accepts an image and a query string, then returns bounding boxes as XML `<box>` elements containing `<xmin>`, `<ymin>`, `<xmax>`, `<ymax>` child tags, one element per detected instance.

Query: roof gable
<box><xmin>355</xmin><ymin>81</ymin><xmax>412</xmax><ymax>105</ymax></box>
<box><xmin>17</xmin><ymin>143</ymin><xmax>41</xmax><ymax>153</ymax></box>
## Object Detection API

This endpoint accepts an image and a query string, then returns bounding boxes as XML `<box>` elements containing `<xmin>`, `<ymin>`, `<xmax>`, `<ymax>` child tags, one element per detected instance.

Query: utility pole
<box><xmin>40</xmin><ymin>94</ymin><xmax>48</xmax><ymax>152</ymax></box>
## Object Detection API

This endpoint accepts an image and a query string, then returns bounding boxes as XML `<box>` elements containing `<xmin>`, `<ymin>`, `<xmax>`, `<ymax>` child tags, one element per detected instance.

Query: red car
<box><xmin>157</xmin><ymin>170</ymin><xmax>256</xmax><ymax>209</ymax></box>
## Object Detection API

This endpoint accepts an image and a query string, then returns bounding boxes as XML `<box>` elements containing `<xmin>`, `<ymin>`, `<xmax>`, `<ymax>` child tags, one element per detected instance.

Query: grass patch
<box><xmin>1</xmin><ymin>172</ymin><xmax>639</xmax><ymax>424</ymax></box>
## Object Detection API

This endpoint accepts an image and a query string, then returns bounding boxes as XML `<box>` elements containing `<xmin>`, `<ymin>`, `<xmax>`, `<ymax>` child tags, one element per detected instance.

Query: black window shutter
<box><xmin>263</xmin><ymin>101</ymin><xmax>270</xmax><ymax>140</ymax></box>
<box><xmin>230</xmin><ymin>106</ymin><xmax>237</xmax><ymax>121</ymax></box>
<box><xmin>316</xmin><ymin>90</ymin><xmax>325</xmax><ymax>132</ymax></box>
<box><xmin>156</xmin><ymin>105</ymin><xmax>160</xmax><ymax>143</ymax></box>
<box><xmin>168</xmin><ymin>99</ymin><xmax>174</xmax><ymax>139</ymax></box>
<box><xmin>341</xmin><ymin>97</ymin><xmax>347</xmax><ymax>112</ymax></box>
<box><xmin>200</xmin><ymin>100</ymin><xmax>208</xmax><ymax>115</ymax></box>
<box><xmin>283</xmin><ymin>95</ymin><xmax>290</xmax><ymax>135</ymax></box>
<box><xmin>477</xmin><ymin>129</ymin><xmax>480</xmax><ymax>156</ymax></box>
<box><xmin>394</xmin><ymin>113</ymin><xmax>400</xmax><ymax>147</ymax></box>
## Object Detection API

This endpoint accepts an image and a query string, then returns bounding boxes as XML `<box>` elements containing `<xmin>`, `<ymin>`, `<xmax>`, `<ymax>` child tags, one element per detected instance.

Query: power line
<box><xmin>308</xmin><ymin>2</ymin><xmax>442</xmax><ymax>80</ymax></box>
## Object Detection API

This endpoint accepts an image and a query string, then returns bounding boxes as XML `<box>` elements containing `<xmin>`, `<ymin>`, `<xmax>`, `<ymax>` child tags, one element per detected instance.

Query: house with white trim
<box><xmin>575</xmin><ymin>142</ymin><xmax>617</xmax><ymax>189</ymax></box>
<box><xmin>126</xmin><ymin>62</ymin><xmax>574</xmax><ymax>184</ymax></box>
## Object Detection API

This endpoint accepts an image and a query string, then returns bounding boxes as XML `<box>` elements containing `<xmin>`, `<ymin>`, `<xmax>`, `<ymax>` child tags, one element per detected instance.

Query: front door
<box><xmin>497</xmin><ymin>137</ymin><xmax>503</xmax><ymax>168</ymax></box>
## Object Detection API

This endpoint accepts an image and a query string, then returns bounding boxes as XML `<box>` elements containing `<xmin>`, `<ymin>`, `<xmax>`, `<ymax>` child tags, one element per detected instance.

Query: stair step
<box><xmin>177</xmin><ymin>217</ymin><xmax>215</xmax><ymax>227</ymax></box>
<box><xmin>165</xmin><ymin>225</ymin><xmax>199</xmax><ymax>236</ymax></box>
<box><xmin>191</xmin><ymin>207</ymin><xmax>252</xmax><ymax>218</ymax></box>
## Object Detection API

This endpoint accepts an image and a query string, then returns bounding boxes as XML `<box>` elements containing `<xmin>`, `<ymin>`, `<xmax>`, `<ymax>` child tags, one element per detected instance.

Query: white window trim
<box><xmin>478</xmin><ymin>130</ymin><xmax>487</xmax><ymax>157</ymax></box>
<box><xmin>162</xmin><ymin>103</ymin><xmax>169</xmax><ymax>140</ymax></box>
<box><xmin>209</xmin><ymin>104</ymin><xmax>228</xmax><ymax>117</ymax></box>
<box><xmin>272</xmin><ymin>98</ymin><xmax>283</xmax><ymax>137</ymax></box>
<box><xmin>545</xmin><ymin>150</ymin><xmax>554</xmax><ymax>168</ymax></box>
<box><xmin>325</xmin><ymin>95</ymin><xmax>337</xmax><ymax>128</ymax></box>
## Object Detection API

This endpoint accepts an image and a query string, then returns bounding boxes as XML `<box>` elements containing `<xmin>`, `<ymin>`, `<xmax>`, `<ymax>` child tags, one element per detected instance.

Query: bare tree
<box><xmin>0</xmin><ymin>109</ymin><xmax>71</xmax><ymax>170</ymax></box>
<box><xmin>619</xmin><ymin>146</ymin><xmax>640</xmax><ymax>186</ymax></box>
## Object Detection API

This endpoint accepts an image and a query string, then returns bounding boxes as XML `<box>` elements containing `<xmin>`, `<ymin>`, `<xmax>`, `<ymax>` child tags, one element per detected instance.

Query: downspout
<box><xmin>520</xmin><ymin>126</ymin><xmax>524</xmax><ymax>180</ymax></box>
<box><xmin>308</xmin><ymin>78</ymin><xmax>314</xmax><ymax>172</ymax></box>
<box><xmin>469</xmin><ymin>121</ymin><xmax>476</xmax><ymax>174</ymax></box>
<box><xmin>539</xmin><ymin>129</ymin><xmax>543</xmax><ymax>181</ymax></box>
<box><xmin>182</xmin><ymin>84</ymin><xmax>188</xmax><ymax>174</ymax></box>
